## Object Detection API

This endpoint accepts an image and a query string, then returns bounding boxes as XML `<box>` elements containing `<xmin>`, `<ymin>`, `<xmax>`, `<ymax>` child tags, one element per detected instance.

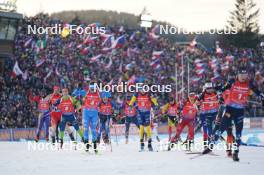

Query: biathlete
<box><xmin>82</xmin><ymin>82</ymin><xmax>101</xmax><ymax>153</ymax></box>
<box><xmin>203</xmin><ymin>69</ymin><xmax>264</xmax><ymax>162</ymax></box>
<box><xmin>35</xmin><ymin>90</ymin><xmax>50</xmax><ymax>142</ymax></box>
<box><xmin>120</xmin><ymin>94</ymin><xmax>139</xmax><ymax>144</ymax></box>
<box><xmin>169</xmin><ymin>92</ymin><xmax>198</xmax><ymax>151</ymax></box>
<box><xmin>97</xmin><ymin>92</ymin><xmax>116</xmax><ymax>144</ymax></box>
<box><xmin>161</xmin><ymin>96</ymin><xmax>180</xmax><ymax>142</ymax></box>
<box><xmin>47</xmin><ymin>86</ymin><xmax>62</xmax><ymax>143</ymax></box>
<box><xmin>197</xmin><ymin>82</ymin><xmax>221</xmax><ymax>148</ymax></box>
<box><xmin>55</xmin><ymin>88</ymin><xmax>84</xmax><ymax>148</ymax></box>
<box><xmin>129</xmin><ymin>87</ymin><xmax>159</xmax><ymax>151</ymax></box>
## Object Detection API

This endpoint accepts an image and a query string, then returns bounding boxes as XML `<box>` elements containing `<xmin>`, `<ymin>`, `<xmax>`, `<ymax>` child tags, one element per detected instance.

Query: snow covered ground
<box><xmin>0</xmin><ymin>129</ymin><xmax>264</xmax><ymax>175</ymax></box>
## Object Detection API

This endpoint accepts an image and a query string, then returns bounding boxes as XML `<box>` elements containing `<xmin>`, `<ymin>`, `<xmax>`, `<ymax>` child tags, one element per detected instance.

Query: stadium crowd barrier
<box><xmin>0</xmin><ymin>118</ymin><xmax>263</xmax><ymax>141</ymax></box>
<box><xmin>0</xmin><ymin>124</ymin><xmax>140</xmax><ymax>141</ymax></box>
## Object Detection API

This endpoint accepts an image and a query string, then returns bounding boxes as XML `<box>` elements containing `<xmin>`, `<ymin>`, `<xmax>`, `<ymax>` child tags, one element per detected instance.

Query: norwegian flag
<box><xmin>152</xmin><ymin>51</ymin><xmax>163</xmax><ymax>60</ymax></box>
<box><xmin>111</xmin><ymin>35</ymin><xmax>126</xmax><ymax>49</ymax></box>
<box><xmin>11</xmin><ymin>61</ymin><xmax>23</xmax><ymax>78</ymax></box>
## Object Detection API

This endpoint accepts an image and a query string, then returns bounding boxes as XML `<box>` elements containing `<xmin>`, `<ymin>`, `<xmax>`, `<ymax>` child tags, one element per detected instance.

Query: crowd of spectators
<box><xmin>0</xmin><ymin>13</ymin><xmax>263</xmax><ymax>129</ymax></box>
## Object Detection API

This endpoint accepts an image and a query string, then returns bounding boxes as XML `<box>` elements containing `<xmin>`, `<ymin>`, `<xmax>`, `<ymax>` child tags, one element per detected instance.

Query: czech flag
<box><xmin>111</xmin><ymin>35</ymin><xmax>126</xmax><ymax>49</ymax></box>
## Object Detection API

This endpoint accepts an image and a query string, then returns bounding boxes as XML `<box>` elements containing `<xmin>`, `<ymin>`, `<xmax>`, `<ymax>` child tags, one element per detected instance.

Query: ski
<box><xmin>241</xmin><ymin>142</ymin><xmax>264</xmax><ymax>148</ymax></box>
<box><xmin>189</xmin><ymin>152</ymin><xmax>219</xmax><ymax>159</ymax></box>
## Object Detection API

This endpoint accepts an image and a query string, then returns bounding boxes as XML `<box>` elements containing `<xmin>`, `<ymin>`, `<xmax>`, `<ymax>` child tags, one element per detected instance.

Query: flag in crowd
<box><xmin>11</xmin><ymin>61</ymin><xmax>23</xmax><ymax>78</ymax></box>
<box><xmin>111</xmin><ymin>35</ymin><xmax>126</xmax><ymax>49</ymax></box>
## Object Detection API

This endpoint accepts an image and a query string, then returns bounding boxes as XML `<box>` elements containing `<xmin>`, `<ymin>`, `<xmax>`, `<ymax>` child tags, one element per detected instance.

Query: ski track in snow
<box><xmin>0</xmin><ymin>132</ymin><xmax>264</xmax><ymax>175</ymax></box>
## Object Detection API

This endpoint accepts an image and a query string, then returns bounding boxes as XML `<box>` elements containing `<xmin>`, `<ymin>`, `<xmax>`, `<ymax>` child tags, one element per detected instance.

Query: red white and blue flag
<box><xmin>111</xmin><ymin>35</ymin><xmax>126</xmax><ymax>49</ymax></box>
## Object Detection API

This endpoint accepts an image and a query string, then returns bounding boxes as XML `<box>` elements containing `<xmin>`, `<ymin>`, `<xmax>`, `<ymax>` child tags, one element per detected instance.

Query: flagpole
<box><xmin>175</xmin><ymin>64</ymin><xmax>178</xmax><ymax>102</ymax></box>
<box><xmin>181</xmin><ymin>55</ymin><xmax>184</xmax><ymax>100</ymax></box>
<box><xmin>187</xmin><ymin>58</ymin><xmax>190</xmax><ymax>95</ymax></box>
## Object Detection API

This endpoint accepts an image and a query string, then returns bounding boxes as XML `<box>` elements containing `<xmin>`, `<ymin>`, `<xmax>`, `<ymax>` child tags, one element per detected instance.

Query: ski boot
<box><xmin>125</xmin><ymin>137</ymin><xmax>129</xmax><ymax>144</ymax></box>
<box><xmin>147</xmin><ymin>138</ymin><xmax>153</xmax><ymax>151</ymax></box>
<box><xmin>140</xmin><ymin>139</ymin><xmax>144</xmax><ymax>151</ymax></box>
<box><xmin>45</xmin><ymin>136</ymin><xmax>49</xmax><ymax>142</ymax></box>
<box><xmin>69</xmin><ymin>133</ymin><xmax>75</xmax><ymax>142</ymax></box>
<box><xmin>104</xmin><ymin>135</ymin><xmax>110</xmax><ymax>144</ymax></box>
<box><xmin>51</xmin><ymin>136</ymin><xmax>56</xmax><ymax>144</ymax></box>
<box><xmin>168</xmin><ymin>136</ymin><xmax>178</xmax><ymax>151</ymax></box>
<box><xmin>93</xmin><ymin>141</ymin><xmax>98</xmax><ymax>154</ymax></box>
<box><xmin>34</xmin><ymin>136</ymin><xmax>39</xmax><ymax>142</ymax></box>
<box><xmin>232</xmin><ymin>150</ymin><xmax>239</xmax><ymax>162</ymax></box>
<box><xmin>226</xmin><ymin>150</ymin><xmax>232</xmax><ymax>157</ymax></box>
<box><xmin>226</xmin><ymin>142</ymin><xmax>233</xmax><ymax>157</ymax></box>
<box><xmin>59</xmin><ymin>139</ymin><xmax>63</xmax><ymax>149</ymax></box>
<box><xmin>203</xmin><ymin>138</ymin><xmax>209</xmax><ymax>149</ymax></box>
<box><xmin>202</xmin><ymin>142</ymin><xmax>214</xmax><ymax>154</ymax></box>
<box><xmin>226</xmin><ymin>134</ymin><xmax>234</xmax><ymax>157</ymax></box>
<box><xmin>84</xmin><ymin>140</ymin><xmax>90</xmax><ymax>152</ymax></box>
<box><xmin>183</xmin><ymin>139</ymin><xmax>193</xmax><ymax>151</ymax></box>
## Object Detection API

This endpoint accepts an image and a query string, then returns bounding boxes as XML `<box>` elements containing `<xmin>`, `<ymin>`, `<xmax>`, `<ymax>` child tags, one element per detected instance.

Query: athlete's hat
<box><xmin>204</xmin><ymin>82</ymin><xmax>213</xmax><ymax>89</ymax></box>
<box><xmin>53</xmin><ymin>86</ymin><xmax>60</xmax><ymax>91</ymax></box>
<box><xmin>238</xmin><ymin>69</ymin><xmax>248</xmax><ymax>74</ymax></box>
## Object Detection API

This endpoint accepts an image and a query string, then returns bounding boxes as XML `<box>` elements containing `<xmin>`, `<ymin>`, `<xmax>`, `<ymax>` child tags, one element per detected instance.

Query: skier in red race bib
<box><xmin>48</xmin><ymin>86</ymin><xmax>62</xmax><ymax>143</ymax></box>
<box><xmin>54</xmin><ymin>88</ymin><xmax>84</xmax><ymax>148</ymax></box>
<box><xmin>197</xmin><ymin>82</ymin><xmax>221</xmax><ymax>148</ymax></box>
<box><xmin>120</xmin><ymin>94</ymin><xmax>139</xmax><ymax>144</ymax></box>
<box><xmin>35</xmin><ymin>90</ymin><xmax>50</xmax><ymax>142</ymax></box>
<box><xmin>203</xmin><ymin>68</ymin><xmax>264</xmax><ymax>161</ymax></box>
<box><xmin>168</xmin><ymin>92</ymin><xmax>198</xmax><ymax>151</ymax></box>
